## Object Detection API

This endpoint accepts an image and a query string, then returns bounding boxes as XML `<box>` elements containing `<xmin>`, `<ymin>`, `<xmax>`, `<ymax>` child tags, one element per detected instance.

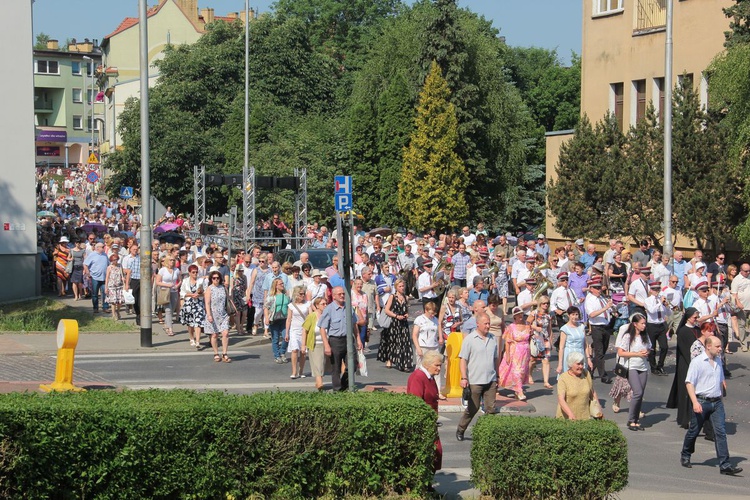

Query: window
<box><xmin>72</xmin><ymin>88</ymin><xmax>82</xmax><ymax>103</ymax></box>
<box><xmin>71</xmin><ymin>61</ymin><xmax>81</xmax><ymax>75</ymax></box>
<box><xmin>86</xmin><ymin>117</ymin><xmax>100</xmax><ymax>132</ymax></box>
<box><xmin>595</xmin><ymin>0</ymin><xmax>623</xmax><ymax>15</ymax></box>
<box><xmin>653</xmin><ymin>77</ymin><xmax>665</xmax><ymax>125</ymax></box>
<box><xmin>679</xmin><ymin>73</ymin><xmax>694</xmax><ymax>90</ymax></box>
<box><xmin>35</xmin><ymin>60</ymin><xmax>59</xmax><ymax>74</ymax></box>
<box><xmin>633</xmin><ymin>79</ymin><xmax>646</xmax><ymax>123</ymax></box>
<box><xmin>635</xmin><ymin>0</ymin><xmax>667</xmax><ymax>31</ymax></box>
<box><xmin>611</xmin><ymin>82</ymin><xmax>624</xmax><ymax>131</ymax></box>
<box><xmin>86</xmin><ymin>89</ymin><xmax>93</xmax><ymax>104</ymax></box>
<box><xmin>73</xmin><ymin>116</ymin><xmax>83</xmax><ymax>130</ymax></box>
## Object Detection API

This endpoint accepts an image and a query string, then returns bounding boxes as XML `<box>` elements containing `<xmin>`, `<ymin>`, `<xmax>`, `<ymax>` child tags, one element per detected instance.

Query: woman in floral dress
<box><xmin>377</xmin><ymin>279</ymin><xmax>413</xmax><ymax>371</ymax></box>
<box><xmin>105</xmin><ymin>254</ymin><xmax>125</xmax><ymax>320</ymax></box>
<box><xmin>527</xmin><ymin>297</ymin><xmax>554</xmax><ymax>388</ymax></box>
<box><xmin>204</xmin><ymin>271</ymin><xmax>231</xmax><ymax>362</ymax></box>
<box><xmin>180</xmin><ymin>264</ymin><xmax>206</xmax><ymax>349</ymax></box>
<box><xmin>492</xmin><ymin>257</ymin><xmax>510</xmax><ymax>316</ymax></box>
<box><xmin>497</xmin><ymin>307</ymin><xmax>532</xmax><ymax>400</ymax></box>
<box><xmin>231</xmin><ymin>267</ymin><xmax>248</xmax><ymax>335</ymax></box>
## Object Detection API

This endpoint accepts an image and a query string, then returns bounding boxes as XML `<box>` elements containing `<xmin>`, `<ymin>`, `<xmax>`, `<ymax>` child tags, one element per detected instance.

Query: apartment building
<box><xmin>545</xmin><ymin>0</ymin><xmax>733</xmax><ymax>246</ymax></box>
<box><xmin>33</xmin><ymin>39</ymin><xmax>103</xmax><ymax>168</ymax></box>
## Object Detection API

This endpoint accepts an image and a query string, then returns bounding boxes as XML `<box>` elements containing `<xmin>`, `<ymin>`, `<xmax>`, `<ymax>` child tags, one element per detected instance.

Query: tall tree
<box><xmin>671</xmin><ymin>80</ymin><xmax>744</xmax><ymax>251</ymax></box>
<box><xmin>34</xmin><ymin>32</ymin><xmax>50</xmax><ymax>49</ymax></box>
<box><xmin>399</xmin><ymin>61</ymin><xmax>468</xmax><ymax>231</ymax></box>
<box><xmin>724</xmin><ymin>0</ymin><xmax>750</xmax><ymax>48</ymax></box>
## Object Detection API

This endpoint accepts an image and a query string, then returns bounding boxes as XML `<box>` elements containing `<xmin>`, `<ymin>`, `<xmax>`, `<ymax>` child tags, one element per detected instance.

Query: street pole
<box><xmin>242</xmin><ymin>0</ymin><xmax>249</xmax><ymax>250</ymax></box>
<box><xmin>138</xmin><ymin>0</ymin><xmax>152</xmax><ymax>347</ymax></box>
<box><xmin>228</xmin><ymin>206</ymin><xmax>237</xmax><ymax>267</ymax></box>
<box><xmin>336</xmin><ymin>211</ymin><xmax>356</xmax><ymax>392</ymax></box>
<box><xmin>663</xmin><ymin>0</ymin><xmax>674</xmax><ymax>257</ymax></box>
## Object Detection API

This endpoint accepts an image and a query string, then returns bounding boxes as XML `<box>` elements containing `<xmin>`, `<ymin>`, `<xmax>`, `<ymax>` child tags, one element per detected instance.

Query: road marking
<box><xmin>71</xmin><ymin>351</ymin><xmax>248</xmax><ymax>360</ymax></box>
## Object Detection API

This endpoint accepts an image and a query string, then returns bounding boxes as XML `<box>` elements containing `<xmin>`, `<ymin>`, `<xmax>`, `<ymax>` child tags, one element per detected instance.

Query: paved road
<box><xmin>2</xmin><ymin>294</ymin><xmax>750</xmax><ymax>497</ymax></box>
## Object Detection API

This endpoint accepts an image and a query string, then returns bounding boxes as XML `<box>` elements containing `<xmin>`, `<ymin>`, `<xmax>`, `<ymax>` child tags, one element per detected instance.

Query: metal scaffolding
<box><xmin>243</xmin><ymin>165</ymin><xmax>256</xmax><ymax>248</ymax></box>
<box><xmin>193</xmin><ymin>165</ymin><xmax>205</xmax><ymax>227</ymax></box>
<box><xmin>294</xmin><ymin>167</ymin><xmax>308</xmax><ymax>249</ymax></box>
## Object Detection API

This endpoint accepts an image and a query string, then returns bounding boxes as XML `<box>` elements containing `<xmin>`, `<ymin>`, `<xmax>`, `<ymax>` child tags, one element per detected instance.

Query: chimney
<box><xmin>177</xmin><ymin>0</ymin><xmax>199</xmax><ymax>24</ymax></box>
<box><xmin>239</xmin><ymin>9</ymin><xmax>255</xmax><ymax>25</ymax></box>
<box><xmin>227</xmin><ymin>12</ymin><xmax>238</xmax><ymax>19</ymax></box>
<box><xmin>46</xmin><ymin>39</ymin><xmax>59</xmax><ymax>50</ymax></box>
<box><xmin>200</xmin><ymin>7</ymin><xmax>214</xmax><ymax>24</ymax></box>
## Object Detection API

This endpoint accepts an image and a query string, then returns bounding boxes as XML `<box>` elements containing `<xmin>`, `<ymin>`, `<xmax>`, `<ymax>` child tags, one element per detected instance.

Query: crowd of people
<box><xmin>41</xmin><ymin>210</ymin><xmax>747</xmax><ymax>477</ymax></box>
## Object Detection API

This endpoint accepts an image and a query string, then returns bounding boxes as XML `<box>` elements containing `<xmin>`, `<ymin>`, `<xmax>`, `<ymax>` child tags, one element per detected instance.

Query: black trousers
<box><xmin>590</xmin><ymin>324</ymin><xmax>612</xmax><ymax>378</ymax></box>
<box><xmin>328</xmin><ymin>336</ymin><xmax>348</xmax><ymax>391</ymax></box>
<box><xmin>716</xmin><ymin>322</ymin><xmax>731</xmax><ymax>374</ymax></box>
<box><xmin>130</xmin><ymin>278</ymin><xmax>141</xmax><ymax>318</ymax></box>
<box><xmin>647</xmin><ymin>322</ymin><xmax>668</xmax><ymax>370</ymax></box>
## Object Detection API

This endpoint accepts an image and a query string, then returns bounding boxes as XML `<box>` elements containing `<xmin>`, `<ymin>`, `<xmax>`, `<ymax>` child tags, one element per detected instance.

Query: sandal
<box><xmin>438</xmin><ymin>395</ymin><xmax>448</xmax><ymax>401</ymax></box>
<box><xmin>222</xmin><ymin>354</ymin><xmax>232</xmax><ymax>363</ymax></box>
<box><xmin>612</xmin><ymin>404</ymin><xmax>620</xmax><ymax>413</ymax></box>
<box><xmin>516</xmin><ymin>393</ymin><xmax>527</xmax><ymax>401</ymax></box>
<box><xmin>214</xmin><ymin>355</ymin><xmax>221</xmax><ymax>362</ymax></box>
<box><xmin>544</xmin><ymin>383</ymin><xmax>553</xmax><ymax>389</ymax></box>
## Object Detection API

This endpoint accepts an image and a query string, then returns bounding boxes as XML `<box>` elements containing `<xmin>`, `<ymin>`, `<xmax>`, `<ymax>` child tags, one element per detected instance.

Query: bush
<box><xmin>0</xmin><ymin>390</ymin><xmax>437</xmax><ymax>499</ymax></box>
<box><xmin>471</xmin><ymin>415</ymin><xmax>628</xmax><ymax>499</ymax></box>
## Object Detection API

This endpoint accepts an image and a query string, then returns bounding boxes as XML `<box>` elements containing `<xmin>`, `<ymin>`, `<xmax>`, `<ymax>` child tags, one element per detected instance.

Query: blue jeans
<box><xmin>269</xmin><ymin>319</ymin><xmax>288</xmax><ymax>359</ymax></box>
<box><xmin>681</xmin><ymin>398</ymin><xmax>730</xmax><ymax>470</ymax></box>
<box><xmin>91</xmin><ymin>279</ymin><xmax>109</xmax><ymax>311</ymax></box>
<box><xmin>358</xmin><ymin>324</ymin><xmax>367</xmax><ymax>346</ymax></box>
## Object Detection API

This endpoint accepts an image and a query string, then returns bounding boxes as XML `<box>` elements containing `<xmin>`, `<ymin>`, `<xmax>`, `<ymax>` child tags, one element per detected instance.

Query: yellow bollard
<box><xmin>442</xmin><ymin>332</ymin><xmax>464</xmax><ymax>398</ymax></box>
<box><xmin>40</xmin><ymin>319</ymin><xmax>85</xmax><ymax>392</ymax></box>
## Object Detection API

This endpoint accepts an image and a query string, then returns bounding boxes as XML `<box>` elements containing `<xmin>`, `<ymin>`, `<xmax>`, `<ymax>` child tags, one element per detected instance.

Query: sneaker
<box><xmin>281</xmin><ymin>357</ymin><xmax>289</xmax><ymax>363</ymax></box>
<box><xmin>274</xmin><ymin>357</ymin><xmax>283</xmax><ymax>364</ymax></box>
<box><xmin>189</xmin><ymin>340</ymin><xmax>196</xmax><ymax>347</ymax></box>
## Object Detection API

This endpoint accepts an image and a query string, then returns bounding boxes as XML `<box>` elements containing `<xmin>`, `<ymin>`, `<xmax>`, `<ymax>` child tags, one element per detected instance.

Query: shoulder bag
<box><xmin>156</xmin><ymin>286</ymin><xmax>171</xmax><ymax>305</ymax></box>
<box><xmin>614</xmin><ymin>338</ymin><xmax>630</xmax><ymax>378</ymax></box>
<box><xmin>272</xmin><ymin>294</ymin><xmax>288</xmax><ymax>321</ymax></box>
<box><xmin>377</xmin><ymin>296</ymin><xmax>393</xmax><ymax>329</ymax></box>
<box><xmin>225</xmin><ymin>286</ymin><xmax>237</xmax><ymax>316</ymax></box>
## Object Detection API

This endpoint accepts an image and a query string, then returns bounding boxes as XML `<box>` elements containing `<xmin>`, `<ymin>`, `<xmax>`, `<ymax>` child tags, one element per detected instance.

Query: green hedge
<box><xmin>0</xmin><ymin>390</ymin><xmax>437</xmax><ymax>499</ymax></box>
<box><xmin>471</xmin><ymin>416</ymin><xmax>628</xmax><ymax>499</ymax></box>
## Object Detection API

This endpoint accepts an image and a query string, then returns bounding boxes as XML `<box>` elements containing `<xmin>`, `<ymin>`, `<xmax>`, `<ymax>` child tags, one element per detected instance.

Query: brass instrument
<box><xmin>433</xmin><ymin>260</ymin><xmax>454</xmax><ymax>296</ymax></box>
<box><xmin>531</xmin><ymin>261</ymin><xmax>553</xmax><ymax>302</ymax></box>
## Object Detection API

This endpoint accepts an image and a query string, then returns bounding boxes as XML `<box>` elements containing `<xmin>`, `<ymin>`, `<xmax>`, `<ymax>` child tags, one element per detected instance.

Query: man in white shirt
<box><xmin>511</xmin><ymin>250</ymin><xmax>527</xmax><ymax>295</ymax></box>
<box><xmin>662</xmin><ymin>275</ymin><xmax>683</xmax><ymax>337</ymax></box>
<box><xmin>692</xmin><ymin>281</ymin><xmax>716</xmax><ymax>325</ymax></box>
<box><xmin>550</xmin><ymin>272</ymin><xmax>577</xmax><ymax>326</ymax></box>
<box><xmin>516</xmin><ymin>279</ymin><xmax>536</xmax><ymax>314</ymax></box>
<box><xmin>645</xmin><ymin>280</ymin><xmax>671</xmax><ymax>375</ymax></box>
<box><xmin>460</xmin><ymin>226</ymin><xmax>476</xmax><ymax>247</ymax></box>
<box><xmin>730</xmin><ymin>263</ymin><xmax>750</xmax><ymax>351</ymax></box>
<box><xmin>417</xmin><ymin>261</ymin><xmax>439</xmax><ymax>311</ymax></box>
<box><xmin>584</xmin><ymin>277</ymin><xmax>614</xmax><ymax>383</ymax></box>
<box><xmin>680</xmin><ymin>336</ymin><xmax>741</xmax><ymax>476</ymax></box>
<box><xmin>627</xmin><ymin>266</ymin><xmax>651</xmax><ymax>316</ymax></box>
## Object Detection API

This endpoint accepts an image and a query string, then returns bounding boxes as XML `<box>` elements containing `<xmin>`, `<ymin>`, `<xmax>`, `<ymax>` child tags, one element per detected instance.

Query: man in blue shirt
<box><xmin>681</xmin><ymin>336</ymin><xmax>742</xmax><ymax>476</ymax></box>
<box><xmin>318</xmin><ymin>286</ymin><xmax>363</xmax><ymax>391</ymax></box>
<box><xmin>671</xmin><ymin>251</ymin><xmax>689</xmax><ymax>293</ymax></box>
<box><xmin>468</xmin><ymin>276</ymin><xmax>489</xmax><ymax>307</ymax></box>
<box><xmin>84</xmin><ymin>242</ymin><xmax>110</xmax><ymax>313</ymax></box>
<box><xmin>579</xmin><ymin>243</ymin><xmax>597</xmax><ymax>272</ymax></box>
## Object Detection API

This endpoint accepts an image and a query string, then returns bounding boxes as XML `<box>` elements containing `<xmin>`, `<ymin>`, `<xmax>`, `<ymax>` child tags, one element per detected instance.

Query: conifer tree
<box><xmin>399</xmin><ymin>61</ymin><xmax>468</xmax><ymax>231</ymax></box>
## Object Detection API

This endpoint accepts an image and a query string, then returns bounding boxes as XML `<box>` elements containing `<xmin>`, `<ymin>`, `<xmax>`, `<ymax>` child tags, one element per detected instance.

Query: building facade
<box><xmin>98</xmin><ymin>0</ymin><xmax>252</xmax><ymax>156</ymax></box>
<box><xmin>33</xmin><ymin>40</ymin><xmax>103</xmax><ymax>169</ymax></box>
<box><xmin>545</xmin><ymin>0</ymin><xmax>733</xmax><ymax>247</ymax></box>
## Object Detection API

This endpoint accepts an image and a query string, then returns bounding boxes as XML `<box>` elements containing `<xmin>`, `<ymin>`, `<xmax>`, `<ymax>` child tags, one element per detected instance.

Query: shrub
<box><xmin>471</xmin><ymin>415</ymin><xmax>628</xmax><ymax>499</ymax></box>
<box><xmin>0</xmin><ymin>390</ymin><xmax>437</xmax><ymax>499</ymax></box>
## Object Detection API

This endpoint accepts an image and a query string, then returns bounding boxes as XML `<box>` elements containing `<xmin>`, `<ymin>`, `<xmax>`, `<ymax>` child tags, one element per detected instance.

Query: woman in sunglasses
<box><xmin>204</xmin><ymin>270</ymin><xmax>231</xmax><ymax>362</ymax></box>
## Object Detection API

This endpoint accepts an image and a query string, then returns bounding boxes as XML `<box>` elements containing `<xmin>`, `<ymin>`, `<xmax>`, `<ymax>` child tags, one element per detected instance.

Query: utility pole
<box><xmin>663</xmin><ymin>0</ymin><xmax>674</xmax><ymax>257</ymax></box>
<box><xmin>138</xmin><ymin>0</ymin><xmax>152</xmax><ymax>347</ymax></box>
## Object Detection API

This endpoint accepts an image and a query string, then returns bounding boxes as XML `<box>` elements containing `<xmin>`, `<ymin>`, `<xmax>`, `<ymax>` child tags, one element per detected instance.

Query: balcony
<box><xmin>634</xmin><ymin>0</ymin><xmax>666</xmax><ymax>33</ymax></box>
<box><xmin>34</xmin><ymin>99</ymin><xmax>54</xmax><ymax>113</ymax></box>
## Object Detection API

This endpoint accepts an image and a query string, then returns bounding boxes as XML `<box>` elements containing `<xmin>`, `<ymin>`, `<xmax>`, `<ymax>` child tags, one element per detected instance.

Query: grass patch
<box><xmin>0</xmin><ymin>298</ymin><xmax>134</xmax><ymax>333</ymax></box>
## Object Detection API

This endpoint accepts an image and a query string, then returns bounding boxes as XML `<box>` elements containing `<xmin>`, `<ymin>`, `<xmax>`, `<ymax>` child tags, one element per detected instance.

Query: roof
<box><xmin>102</xmin><ymin>0</ymin><xmax>170</xmax><ymax>45</ymax></box>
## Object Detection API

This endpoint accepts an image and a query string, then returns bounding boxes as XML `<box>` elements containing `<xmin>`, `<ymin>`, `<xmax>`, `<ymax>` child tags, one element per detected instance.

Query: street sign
<box><xmin>86</xmin><ymin>171</ymin><xmax>99</xmax><ymax>183</ymax></box>
<box><xmin>335</xmin><ymin>193</ymin><xmax>352</xmax><ymax>211</ymax></box>
<box><xmin>120</xmin><ymin>186</ymin><xmax>134</xmax><ymax>199</ymax></box>
<box><xmin>334</xmin><ymin>175</ymin><xmax>352</xmax><ymax>211</ymax></box>
<box><xmin>87</xmin><ymin>152</ymin><xmax>99</xmax><ymax>164</ymax></box>
<box><xmin>334</xmin><ymin>175</ymin><xmax>352</xmax><ymax>194</ymax></box>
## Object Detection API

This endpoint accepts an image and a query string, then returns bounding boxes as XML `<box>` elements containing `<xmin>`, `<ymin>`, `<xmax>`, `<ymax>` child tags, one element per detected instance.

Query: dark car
<box><xmin>275</xmin><ymin>248</ymin><xmax>337</xmax><ymax>270</ymax></box>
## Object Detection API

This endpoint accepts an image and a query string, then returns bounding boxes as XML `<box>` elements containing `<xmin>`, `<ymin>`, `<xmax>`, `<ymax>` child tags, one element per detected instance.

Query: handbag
<box><xmin>614</xmin><ymin>344</ymin><xmax>630</xmax><ymax>378</ymax></box>
<box><xmin>156</xmin><ymin>286</ymin><xmax>171</xmax><ymax>305</ymax></box>
<box><xmin>530</xmin><ymin>335</ymin><xmax>545</xmax><ymax>358</ymax></box>
<box><xmin>377</xmin><ymin>308</ymin><xmax>392</xmax><ymax>329</ymax></box>
<box><xmin>225</xmin><ymin>287</ymin><xmax>237</xmax><ymax>316</ymax></box>
<box><xmin>64</xmin><ymin>259</ymin><xmax>74</xmax><ymax>275</ymax></box>
<box><xmin>272</xmin><ymin>294</ymin><xmax>288</xmax><ymax>321</ymax></box>
<box><xmin>589</xmin><ymin>398</ymin><xmax>603</xmax><ymax>419</ymax></box>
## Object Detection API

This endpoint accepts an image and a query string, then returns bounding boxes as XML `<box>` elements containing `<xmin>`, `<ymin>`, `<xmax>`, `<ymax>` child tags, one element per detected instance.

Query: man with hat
<box><xmin>692</xmin><ymin>281</ymin><xmax>716</xmax><ymax>325</ymax></box>
<box><xmin>536</xmin><ymin>234</ymin><xmax>550</xmax><ymax>260</ymax></box>
<box><xmin>516</xmin><ymin>278</ymin><xmax>537</xmax><ymax>314</ymax></box>
<box><xmin>386</xmin><ymin>251</ymin><xmax>401</xmax><ymax>276</ymax></box>
<box><xmin>417</xmin><ymin>260</ymin><xmax>440</xmax><ymax>311</ymax></box>
<box><xmin>398</xmin><ymin>244</ymin><xmax>418</xmax><ymax>297</ymax></box>
<box><xmin>573</xmin><ymin>239</ymin><xmax>585</xmax><ymax>260</ymax></box>
<box><xmin>627</xmin><ymin>266</ymin><xmax>651</xmax><ymax>316</ymax></box>
<box><xmin>551</xmin><ymin>272</ymin><xmax>577</xmax><ymax>327</ymax></box>
<box><xmin>645</xmin><ymin>280</ymin><xmax>671</xmax><ymax>375</ymax></box>
<box><xmin>584</xmin><ymin>276</ymin><xmax>614</xmax><ymax>383</ymax></box>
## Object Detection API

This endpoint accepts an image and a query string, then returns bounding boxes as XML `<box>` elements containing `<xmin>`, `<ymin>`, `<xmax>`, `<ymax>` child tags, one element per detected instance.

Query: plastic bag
<box><xmin>123</xmin><ymin>289</ymin><xmax>135</xmax><ymax>305</ymax></box>
<box><xmin>357</xmin><ymin>349</ymin><xmax>368</xmax><ymax>377</ymax></box>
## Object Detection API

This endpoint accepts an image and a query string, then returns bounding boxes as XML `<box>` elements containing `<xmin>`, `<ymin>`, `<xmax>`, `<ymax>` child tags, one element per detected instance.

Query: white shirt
<box><xmin>417</xmin><ymin>271</ymin><xmax>436</xmax><ymax>299</ymax></box>
<box><xmin>585</xmin><ymin>292</ymin><xmax>611</xmax><ymax>326</ymax></box>
<box><xmin>685</xmin><ymin>351</ymin><xmax>724</xmax><ymax>398</ymax></box>
<box><xmin>693</xmin><ymin>297</ymin><xmax>712</xmax><ymax>323</ymax></box>
<box><xmin>731</xmin><ymin>272</ymin><xmax>750</xmax><ymax>309</ymax></box>
<box><xmin>651</xmin><ymin>262</ymin><xmax>670</xmax><ymax>286</ymax></box>
<box><xmin>616</xmin><ymin>331</ymin><xmax>652</xmax><ymax>372</ymax></box>
<box><xmin>517</xmin><ymin>289</ymin><xmax>533</xmax><ymax>310</ymax></box>
<box><xmin>461</xmin><ymin>233</ymin><xmax>476</xmax><ymax>246</ymax></box>
<box><xmin>661</xmin><ymin>286</ymin><xmax>683</xmax><ymax>310</ymax></box>
<box><xmin>511</xmin><ymin>260</ymin><xmax>526</xmax><ymax>282</ymax></box>
<box><xmin>628</xmin><ymin>278</ymin><xmax>648</xmax><ymax>305</ymax></box>
<box><xmin>413</xmin><ymin>314</ymin><xmax>439</xmax><ymax>348</ymax></box>
<box><xmin>644</xmin><ymin>294</ymin><xmax>671</xmax><ymax>324</ymax></box>
<box><xmin>551</xmin><ymin>285</ymin><xmax>576</xmax><ymax>313</ymax></box>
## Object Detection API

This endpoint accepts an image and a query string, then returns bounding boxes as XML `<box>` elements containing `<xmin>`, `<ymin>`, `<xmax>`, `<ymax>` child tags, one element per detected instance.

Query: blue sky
<box><xmin>32</xmin><ymin>0</ymin><xmax>581</xmax><ymax>64</ymax></box>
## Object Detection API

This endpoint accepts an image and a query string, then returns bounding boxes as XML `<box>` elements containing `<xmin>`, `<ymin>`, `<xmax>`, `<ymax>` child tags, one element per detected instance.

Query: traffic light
<box><xmin>205</xmin><ymin>173</ymin><xmax>223</xmax><ymax>186</ymax></box>
<box><xmin>224</xmin><ymin>174</ymin><xmax>243</xmax><ymax>187</ymax></box>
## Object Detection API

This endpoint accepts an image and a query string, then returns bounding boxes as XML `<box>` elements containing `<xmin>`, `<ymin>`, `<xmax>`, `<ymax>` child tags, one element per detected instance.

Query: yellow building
<box><xmin>99</xmin><ymin>0</ymin><xmax>252</xmax><ymax>154</ymax></box>
<box><xmin>545</xmin><ymin>0</ymin><xmax>733</xmax><ymax>250</ymax></box>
